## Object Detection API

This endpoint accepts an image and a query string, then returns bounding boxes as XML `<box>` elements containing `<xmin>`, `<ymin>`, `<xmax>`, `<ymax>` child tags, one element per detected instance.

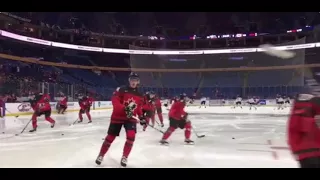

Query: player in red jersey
<box><xmin>29</xmin><ymin>93</ymin><xmax>55</xmax><ymax>132</ymax></box>
<box><xmin>0</xmin><ymin>97</ymin><xmax>4</xmax><ymax>118</ymax></box>
<box><xmin>95</xmin><ymin>72</ymin><xmax>146</xmax><ymax>167</ymax></box>
<box><xmin>142</xmin><ymin>91</ymin><xmax>156</xmax><ymax>131</ymax></box>
<box><xmin>58</xmin><ymin>95</ymin><xmax>68</xmax><ymax>114</ymax></box>
<box><xmin>171</xmin><ymin>96</ymin><xmax>178</xmax><ymax>104</ymax></box>
<box><xmin>154</xmin><ymin>95</ymin><xmax>164</xmax><ymax>127</ymax></box>
<box><xmin>160</xmin><ymin>93</ymin><xmax>194</xmax><ymax>145</ymax></box>
<box><xmin>86</xmin><ymin>94</ymin><xmax>94</xmax><ymax>108</ymax></box>
<box><xmin>0</xmin><ymin>97</ymin><xmax>4</xmax><ymax>131</ymax></box>
<box><xmin>78</xmin><ymin>95</ymin><xmax>92</xmax><ymax>123</ymax></box>
<box><xmin>288</xmin><ymin>74</ymin><xmax>320</xmax><ymax>168</ymax></box>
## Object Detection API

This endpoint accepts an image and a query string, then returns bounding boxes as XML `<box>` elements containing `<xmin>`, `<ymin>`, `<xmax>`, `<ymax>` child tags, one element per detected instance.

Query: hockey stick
<box><xmin>69</xmin><ymin>118</ymin><xmax>79</xmax><ymax>126</ymax></box>
<box><xmin>5</xmin><ymin>108</ymin><xmax>19</xmax><ymax>118</ymax></box>
<box><xmin>15</xmin><ymin>119</ymin><xmax>32</xmax><ymax>136</ymax></box>
<box><xmin>192</xmin><ymin>126</ymin><xmax>205</xmax><ymax>138</ymax></box>
<box><xmin>189</xmin><ymin>120</ymin><xmax>205</xmax><ymax>138</ymax></box>
<box><xmin>132</xmin><ymin>115</ymin><xmax>165</xmax><ymax>134</ymax></box>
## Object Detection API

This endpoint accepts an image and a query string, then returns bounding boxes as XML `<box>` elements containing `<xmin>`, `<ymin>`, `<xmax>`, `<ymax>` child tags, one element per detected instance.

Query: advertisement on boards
<box><xmin>17</xmin><ymin>102</ymin><xmax>32</xmax><ymax>112</ymax></box>
<box><xmin>257</xmin><ymin>99</ymin><xmax>266</xmax><ymax>105</ymax></box>
<box><xmin>94</xmin><ymin>101</ymin><xmax>111</xmax><ymax>109</ymax></box>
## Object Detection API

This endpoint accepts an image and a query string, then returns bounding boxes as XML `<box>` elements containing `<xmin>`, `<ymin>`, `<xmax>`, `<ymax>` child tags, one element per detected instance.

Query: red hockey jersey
<box><xmin>60</xmin><ymin>96</ymin><xmax>68</xmax><ymax>106</ymax></box>
<box><xmin>288</xmin><ymin>94</ymin><xmax>320</xmax><ymax>160</ymax></box>
<box><xmin>0</xmin><ymin>99</ymin><xmax>4</xmax><ymax>117</ymax></box>
<box><xmin>142</xmin><ymin>94</ymin><xmax>155</xmax><ymax>112</ymax></box>
<box><xmin>169</xmin><ymin>100</ymin><xmax>187</xmax><ymax>120</ymax></box>
<box><xmin>154</xmin><ymin>97</ymin><xmax>161</xmax><ymax>108</ymax></box>
<box><xmin>111</xmin><ymin>86</ymin><xmax>144</xmax><ymax>123</ymax></box>
<box><xmin>87</xmin><ymin>97</ymin><xmax>94</xmax><ymax>106</ymax></box>
<box><xmin>37</xmin><ymin>93</ymin><xmax>51</xmax><ymax>111</ymax></box>
<box><xmin>79</xmin><ymin>97</ymin><xmax>90</xmax><ymax>109</ymax></box>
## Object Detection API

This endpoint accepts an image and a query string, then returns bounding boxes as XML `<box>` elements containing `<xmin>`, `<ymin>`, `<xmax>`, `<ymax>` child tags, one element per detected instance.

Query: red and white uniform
<box><xmin>288</xmin><ymin>94</ymin><xmax>320</xmax><ymax>161</ymax></box>
<box><xmin>160</xmin><ymin>94</ymin><xmax>193</xmax><ymax>144</ymax></box>
<box><xmin>154</xmin><ymin>97</ymin><xmax>164</xmax><ymax>125</ymax></box>
<box><xmin>111</xmin><ymin>86</ymin><xmax>144</xmax><ymax>123</ymax></box>
<box><xmin>169</xmin><ymin>100</ymin><xmax>187</xmax><ymax>120</ymax></box>
<box><xmin>36</xmin><ymin>93</ymin><xmax>51</xmax><ymax>112</ymax></box>
<box><xmin>60</xmin><ymin>96</ymin><xmax>68</xmax><ymax>107</ymax></box>
<box><xmin>78</xmin><ymin>96</ymin><xmax>92</xmax><ymax>122</ymax></box>
<box><xmin>87</xmin><ymin>96</ymin><xmax>94</xmax><ymax>107</ymax></box>
<box><xmin>0</xmin><ymin>99</ymin><xmax>4</xmax><ymax>118</ymax></box>
<box><xmin>142</xmin><ymin>94</ymin><xmax>156</xmax><ymax>130</ymax></box>
<box><xmin>30</xmin><ymin>93</ymin><xmax>55</xmax><ymax>131</ymax></box>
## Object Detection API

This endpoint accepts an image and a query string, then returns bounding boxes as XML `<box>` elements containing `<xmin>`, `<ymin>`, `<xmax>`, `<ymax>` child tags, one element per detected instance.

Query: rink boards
<box><xmin>182</xmin><ymin>99</ymin><xmax>290</xmax><ymax>106</ymax></box>
<box><xmin>4</xmin><ymin>101</ymin><xmax>112</xmax><ymax>116</ymax></box>
<box><xmin>3</xmin><ymin>99</ymin><xmax>291</xmax><ymax>117</ymax></box>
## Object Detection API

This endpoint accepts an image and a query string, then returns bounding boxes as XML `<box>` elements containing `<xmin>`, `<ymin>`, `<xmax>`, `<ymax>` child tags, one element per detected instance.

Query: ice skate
<box><xmin>88</xmin><ymin>121</ymin><xmax>92</xmax><ymax>124</ymax></box>
<box><xmin>159</xmin><ymin>139</ymin><xmax>169</xmax><ymax>145</ymax></box>
<box><xmin>120</xmin><ymin>156</ymin><xmax>127</xmax><ymax>167</ymax></box>
<box><xmin>95</xmin><ymin>155</ymin><xmax>103</xmax><ymax>165</ymax></box>
<box><xmin>29</xmin><ymin>128</ymin><xmax>37</xmax><ymax>133</ymax></box>
<box><xmin>184</xmin><ymin>139</ymin><xmax>194</xmax><ymax>145</ymax></box>
<box><xmin>51</xmin><ymin>122</ymin><xmax>55</xmax><ymax>128</ymax></box>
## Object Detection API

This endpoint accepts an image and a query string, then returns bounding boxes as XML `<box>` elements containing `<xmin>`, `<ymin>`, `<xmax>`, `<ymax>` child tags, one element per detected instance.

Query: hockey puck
<box><xmin>61</xmin><ymin>133</ymin><xmax>64</xmax><ymax>136</ymax></box>
<box><xmin>15</xmin><ymin>134</ymin><xmax>18</xmax><ymax>136</ymax></box>
<box><xmin>232</xmin><ymin>137</ymin><xmax>235</xmax><ymax>139</ymax></box>
<box><xmin>2</xmin><ymin>132</ymin><xmax>4</xmax><ymax>134</ymax></box>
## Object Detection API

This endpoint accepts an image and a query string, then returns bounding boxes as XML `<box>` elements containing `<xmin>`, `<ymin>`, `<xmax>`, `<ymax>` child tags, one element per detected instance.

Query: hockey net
<box><xmin>129</xmin><ymin>38</ymin><xmax>308</xmax><ymax>106</ymax></box>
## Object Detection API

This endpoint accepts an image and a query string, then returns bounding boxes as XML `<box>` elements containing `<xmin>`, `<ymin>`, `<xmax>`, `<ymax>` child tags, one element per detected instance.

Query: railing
<box><xmin>0</xmin><ymin>29</ymin><xmax>318</xmax><ymax>55</ymax></box>
<box><xmin>1</xmin><ymin>79</ymin><xmax>304</xmax><ymax>100</ymax></box>
<box><xmin>140</xmin><ymin>86</ymin><xmax>305</xmax><ymax>98</ymax></box>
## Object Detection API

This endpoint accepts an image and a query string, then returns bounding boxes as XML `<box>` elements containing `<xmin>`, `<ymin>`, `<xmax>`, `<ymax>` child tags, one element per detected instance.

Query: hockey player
<box><xmin>188</xmin><ymin>93</ymin><xmax>196</xmax><ymax>107</ymax></box>
<box><xmin>0</xmin><ymin>97</ymin><xmax>4</xmax><ymax>132</ymax></box>
<box><xmin>87</xmin><ymin>94</ymin><xmax>94</xmax><ymax>108</ymax></box>
<box><xmin>254</xmin><ymin>96</ymin><xmax>260</xmax><ymax>106</ymax></box>
<box><xmin>163</xmin><ymin>98</ymin><xmax>170</xmax><ymax>110</ymax></box>
<box><xmin>0</xmin><ymin>97</ymin><xmax>4</xmax><ymax>118</ymax></box>
<box><xmin>287</xmin><ymin>75</ymin><xmax>320</xmax><ymax>168</ymax></box>
<box><xmin>276</xmin><ymin>95</ymin><xmax>284</xmax><ymax>110</ymax></box>
<box><xmin>78</xmin><ymin>96</ymin><xmax>92</xmax><ymax>123</ymax></box>
<box><xmin>199</xmin><ymin>96</ymin><xmax>207</xmax><ymax>108</ymax></box>
<box><xmin>221</xmin><ymin>98</ymin><xmax>226</xmax><ymax>106</ymax></box>
<box><xmin>247</xmin><ymin>97</ymin><xmax>257</xmax><ymax>110</ymax></box>
<box><xmin>284</xmin><ymin>96</ymin><xmax>291</xmax><ymax>108</ymax></box>
<box><xmin>154</xmin><ymin>95</ymin><xmax>164</xmax><ymax>127</ymax></box>
<box><xmin>160</xmin><ymin>93</ymin><xmax>194</xmax><ymax>145</ymax></box>
<box><xmin>95</xmin><ymin>72</ymin><xmax>146</xmax><ymax>167</ymax></box>
<box><xmin>58</xmin><ymin>95</ymin><xmax>68</xmax><ymax>114</ymax></box>
<box><xmin>233</xmin><ymin>95</ymin><xmax>242</xmax><ymax>109</ymax></box>
<box><xmin>29</xmin><ymin>93</ymin><xmax>55</xmax><ymax>132</ymax></box>
<box><xmin>142</xmin><ymin>91</ymin><xmax>156</xmax><ymax>131</ymax></box>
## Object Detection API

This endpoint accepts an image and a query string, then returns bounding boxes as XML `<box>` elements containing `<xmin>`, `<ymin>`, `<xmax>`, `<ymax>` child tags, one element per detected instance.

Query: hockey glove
<box><xmin>182</xmin><ymin>113</ymin><xmax>188</xmax><ymax>120</ymax></box>
<box><xmin>139</xmin><ymin>116</ymin><xmax>147</xmax><ymax>126</ymax></box>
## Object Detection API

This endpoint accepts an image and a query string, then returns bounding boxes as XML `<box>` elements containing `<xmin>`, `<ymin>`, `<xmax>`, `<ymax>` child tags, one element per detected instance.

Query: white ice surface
<box><xmin>0</xmin><ymin>107</ymin><xmax>298</xmax><ymax>168</ymax></box>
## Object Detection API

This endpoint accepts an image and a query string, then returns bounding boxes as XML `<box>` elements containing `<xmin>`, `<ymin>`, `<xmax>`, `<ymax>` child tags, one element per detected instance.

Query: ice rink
<box><xmin>0</xmin><ymin>106</ymin><xmax>298</xmax><ymax>168</ymax></box>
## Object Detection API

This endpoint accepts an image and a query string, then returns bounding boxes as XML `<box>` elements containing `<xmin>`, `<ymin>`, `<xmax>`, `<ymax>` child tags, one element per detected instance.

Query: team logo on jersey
<box><xmin>124</xmin><ymin>98</ymin><xmax>137</xmax><ymax>110</ymax></box>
